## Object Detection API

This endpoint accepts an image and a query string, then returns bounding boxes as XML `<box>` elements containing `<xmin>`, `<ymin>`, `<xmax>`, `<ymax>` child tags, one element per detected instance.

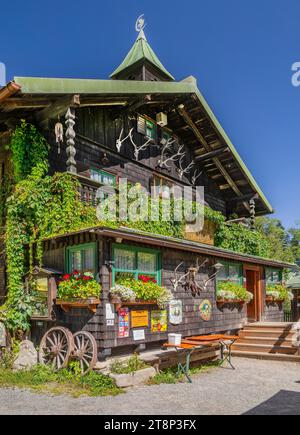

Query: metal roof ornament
<box><xmin>135</xmin><ymin>14</ymin><xmax>146</xmax><ymax>33</ymax></box>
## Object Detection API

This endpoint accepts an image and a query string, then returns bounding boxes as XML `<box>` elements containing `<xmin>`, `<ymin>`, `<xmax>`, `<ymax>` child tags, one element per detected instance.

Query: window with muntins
<box><xmin>66</xmin><ymin>243</ymin><xmax>97</xmax><ymax>274</ymax></box>
<box><xmin>216</xmin><ymin>262</ymin><xmax>243</xmax><ymax>285</ymax></box>
<box><xmin>113</xmin><ymin>245</ymin><xmax>161</xmax><ymax>285</ymax></box>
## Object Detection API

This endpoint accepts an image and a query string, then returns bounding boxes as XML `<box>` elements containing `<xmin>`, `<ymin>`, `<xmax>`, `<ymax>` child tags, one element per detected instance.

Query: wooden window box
<box><xmin>110</xmin><ymin>298</ymin><xmax>157</xmax><ymax>310</ymax></box>
<box><xmin>265</xmin><ymin>297</ymin><xmax>284</xmax><ymax>304</ymax></box>
<box><xmin>56</xmin><ymin>298</ymin><xmax>101</xmax><ymax>314</ymax></box>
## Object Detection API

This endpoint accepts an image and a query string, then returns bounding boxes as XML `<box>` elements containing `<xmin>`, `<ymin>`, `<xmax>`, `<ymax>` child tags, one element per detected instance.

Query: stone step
<box><xmin>237</xmin><ymin>336</ymin><xmax>296</xmax><ymax>347</ymax></box>
<box><xmin>230</xmin><ymin>350</ymin><xmax>300</xmax><ymax>363</ymax></box>
<box><xmin>244</xmin><ymin>323</ymin><xmax>296</xmax><ymax>332</ymax></box>
<box><xmin>239</xmin><ymin>329</ymin><xmax>297</xmax><ymax>339</ymax></box>
<box><xmin>232</xmin><ymin>342</ymin><xmax>299</xmax><ymax>355</ymax></box>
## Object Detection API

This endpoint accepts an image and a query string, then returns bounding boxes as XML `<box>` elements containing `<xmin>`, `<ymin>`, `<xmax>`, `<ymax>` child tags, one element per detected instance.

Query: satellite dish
<box><xmin>135</xmin><ymin>14</ymin><xmax>146</xmax><ymax>33</ymax></box>
<box><xmin>0</xmin><ymin>63</ymin><xmax>6</xmax><ymax>87</ymax></box>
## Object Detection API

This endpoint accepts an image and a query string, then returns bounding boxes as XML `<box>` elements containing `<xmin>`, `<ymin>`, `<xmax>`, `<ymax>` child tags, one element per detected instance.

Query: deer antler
<box><xmin>129</xmin><ymin>130</ymin><xmax>152</xmax><ymax>161</ymax></box>
<box><xmin>178</xmin><ymin>156</ymin><xmax>195</xmax><ymax>180</ymax></box>
<box><xmin>116</xmin><ymin>128</ymin><xmax>134</xmax><ymax>153</ymax></box>
<box><xmin>158</xmin><ymin>145</ymin><xmax>185</xmax><ymax>170</ymax></box>
<box><xmin>170</xmin><ymin>262</ymin><xmax>190</xmax><ymax>293</ymax></box>
<box><xmin>191</xmin><ymin>168</ymin><xmax>203</xmax><ymax>186</ymax></box>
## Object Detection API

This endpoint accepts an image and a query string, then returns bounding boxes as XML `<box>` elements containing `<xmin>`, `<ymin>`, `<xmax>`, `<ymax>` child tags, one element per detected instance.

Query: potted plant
<box><xmin>113</xmin><ymin>277</ymin><xmax>173</xmax><ymax>309</ymax></box>
<box><xmin>217</xmin><ymin>281</ymin><xmax>253</xmax><ymax>305</ymax></box>
<box><xmin>266</xmin><ymin>284</ymin><xmax>294</xmax><ymax>304</ymax></box>
<box><xmin>56</xmin><ymin>271</ymin><xmax>101</xmax><ymax>313</ymax></box>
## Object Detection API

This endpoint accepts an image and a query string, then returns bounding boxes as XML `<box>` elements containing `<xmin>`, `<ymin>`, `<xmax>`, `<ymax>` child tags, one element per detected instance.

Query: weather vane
<box><xmin>135</xmin><ymin>14</ymin><xmax>146</xmax><ymax>33</ymax></box>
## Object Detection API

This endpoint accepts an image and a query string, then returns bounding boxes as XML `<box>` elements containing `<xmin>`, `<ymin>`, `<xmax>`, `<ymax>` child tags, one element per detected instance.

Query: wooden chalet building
<box><xmin>0</xmin><ymin>22</ymin><xmax>293</xmax><ymax>359</ymax></box>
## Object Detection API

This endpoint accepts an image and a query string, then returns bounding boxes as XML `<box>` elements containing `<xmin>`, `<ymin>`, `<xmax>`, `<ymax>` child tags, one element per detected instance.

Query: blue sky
<box><xmin>1</xmin><ymin>0</ymin><xmax>299</xmax><ymax>229</ymax></box>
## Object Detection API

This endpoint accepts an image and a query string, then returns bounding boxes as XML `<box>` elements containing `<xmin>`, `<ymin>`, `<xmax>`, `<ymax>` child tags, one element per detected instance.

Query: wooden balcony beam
<box><xmin>177</xmin><ymin>104</ymin><xmax>250</xmax><ymax>212</ymax></box>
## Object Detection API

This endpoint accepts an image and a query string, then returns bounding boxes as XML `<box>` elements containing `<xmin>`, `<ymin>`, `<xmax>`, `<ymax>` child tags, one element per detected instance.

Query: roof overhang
<box><xmin>43</xmin><ymin>225</ymin><xmax>294</xmax><ymax>269</ymax></box>
<box><xmin>0</xmin><ymin>76</ymin><xmax>273</xmax><ymax>215</ymax></box>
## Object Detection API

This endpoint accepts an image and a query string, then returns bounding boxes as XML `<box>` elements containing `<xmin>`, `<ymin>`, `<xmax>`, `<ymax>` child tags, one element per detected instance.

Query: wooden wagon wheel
<box><xmin>73</xmin><ymin>331</ymin><xmax>97</xmax><ymax>375</ymax></box>
<box><xmin>39</xmin><ymin>327</ymin><xmax>74</xmax><ymax>370</ymax></box>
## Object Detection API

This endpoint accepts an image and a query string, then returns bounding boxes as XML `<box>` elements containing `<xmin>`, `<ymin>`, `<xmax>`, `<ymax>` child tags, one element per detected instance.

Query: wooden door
<box><xmin>244</xmin><ymin>266</ymin><xmax>263</xmax><ymax>322</ymax></box>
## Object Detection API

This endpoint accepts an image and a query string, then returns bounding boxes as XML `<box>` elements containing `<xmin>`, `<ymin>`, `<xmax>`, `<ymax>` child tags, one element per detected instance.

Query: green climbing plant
<box><xmin>7</xmin><ymin>120</ymin><xmax>49</xmax><ymax>183</ymax></box>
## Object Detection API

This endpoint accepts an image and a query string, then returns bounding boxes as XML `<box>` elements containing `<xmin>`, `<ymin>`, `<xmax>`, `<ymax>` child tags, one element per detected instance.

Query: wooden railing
<box><xmin>284</xmin><ymin>311</ymin><xmax>292</xmax><ymax>323</ymax></box>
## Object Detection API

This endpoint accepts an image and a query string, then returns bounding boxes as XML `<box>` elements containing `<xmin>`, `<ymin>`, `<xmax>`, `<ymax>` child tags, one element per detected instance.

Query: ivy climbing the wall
<box><xmin>7</xmin><ymin>120</ymin><xmax>50</xmax><ymax>183</ymax></box>
<box><xmin>1</xmin><ymin>163</ymin><xmax>98</xmax><ymax>332</ymax></box>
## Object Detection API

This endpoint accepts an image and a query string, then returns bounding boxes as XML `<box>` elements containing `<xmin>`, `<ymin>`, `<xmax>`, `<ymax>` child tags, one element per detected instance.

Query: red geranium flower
<box><xmin>62</xmin><ymin>274</ymin><xmax>71</xmax><ymax>281</ymax></box>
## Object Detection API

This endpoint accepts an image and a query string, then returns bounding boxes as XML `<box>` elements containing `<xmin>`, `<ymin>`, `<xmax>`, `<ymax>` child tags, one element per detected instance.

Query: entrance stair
<box><xmin>231</xmin><ymin>323</ymin><xmax>300</xmax><ymax>362</ymax></box>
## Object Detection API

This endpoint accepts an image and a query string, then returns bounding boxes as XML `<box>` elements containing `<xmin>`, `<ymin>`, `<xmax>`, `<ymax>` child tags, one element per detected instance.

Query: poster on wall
<box><xmin>118</xmin><ymin>307</ymin><xmax>130</xmax><ymax>338</ymax></box>
<box><xmin>169</xmin><ymin>300</ymin><xmax>183</xmax><ymax>325</ymax></box>
<box><xmin>199</xmin><ymin>300</ymin><xmax>213</xmax><ymax>322</ymax></box>
<box><xmin>0</xmin><ymin>322</ymin><xmax>6</xmax><ymax>347</ymax></box>
<box><xmin>151</xmin><ymin>310</ymin><xmax>168</xmax><ymax>333</ymax></box>
<box><xmin>106</xmin><ymin>303</ymin><xmax>115</xmax><ymax>320</ymax></box>
<box><xmin>133</xmin><ymin>329</ymin><xmax>146</xmax><ymax>341</ymax></box>
<box><xmin>131</xmin><ymin>310</ymin><xmax>149</xmax><ymax>328</ymax></box>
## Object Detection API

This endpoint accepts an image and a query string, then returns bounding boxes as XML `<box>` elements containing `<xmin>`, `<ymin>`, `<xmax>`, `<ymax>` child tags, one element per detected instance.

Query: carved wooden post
<box><xmin>249</xmin><ymin>198</ymin><xmax>256</xmax><ymax>230</ymax></box>
<box><xmin>65</xmin><ymin>108</ymin><xmax>77</xmax><ymax>173</ymax></box>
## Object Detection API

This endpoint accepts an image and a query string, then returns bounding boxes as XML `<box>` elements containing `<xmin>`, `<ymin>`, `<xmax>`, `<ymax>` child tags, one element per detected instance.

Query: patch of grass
<box><xmin>0</xmin><ymin>364</ymin><xmax>123</xmax><ymax>398</ymax></box>
<box><xmin>110</xmin><ymin>353</ymin><xmax>150</xmax><ymax>375</ymax></box>
<box><xmin>149</xmin><ymin>361</ymin><xmax>221</xmax><ymax>385</ymax></box>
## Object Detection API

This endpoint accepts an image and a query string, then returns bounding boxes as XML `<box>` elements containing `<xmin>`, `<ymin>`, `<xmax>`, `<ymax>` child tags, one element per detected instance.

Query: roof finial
<box><xmin>135</xmin><ymin>14</ymin><xmax>147</xmax><ymax>40</ymax></box>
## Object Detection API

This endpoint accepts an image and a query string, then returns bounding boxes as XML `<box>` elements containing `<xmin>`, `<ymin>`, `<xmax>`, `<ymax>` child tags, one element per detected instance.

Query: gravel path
<box><xmin>0</xmin><ymin>358</ymin><xmax>300</xmax><ymax>415</ymax></box>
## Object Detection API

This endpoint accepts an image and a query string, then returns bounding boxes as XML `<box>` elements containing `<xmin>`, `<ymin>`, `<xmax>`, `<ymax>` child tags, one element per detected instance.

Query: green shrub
<box><xmin>110</xmin><ymin>354</ymin><xmax>150</xmax><ymax>375</ymax></box>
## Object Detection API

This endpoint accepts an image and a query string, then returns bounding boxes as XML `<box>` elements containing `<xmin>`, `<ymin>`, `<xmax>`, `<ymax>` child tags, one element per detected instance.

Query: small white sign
<box><xmin>106</xmin><ymin>303</ymin><xmax>115</xmax><ymax>320</ymax></box>
<box><xmin>107</xmin><ymin>319</ymin><xmax>115</xmax><ymax>327</ymax></box>
<box><xmin>133</xmin><ymin>329</ymin><xmax>145</xmax><ymax>341</ymax></box>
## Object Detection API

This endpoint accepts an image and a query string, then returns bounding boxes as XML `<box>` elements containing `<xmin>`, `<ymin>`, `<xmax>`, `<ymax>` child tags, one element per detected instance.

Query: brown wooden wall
<box><xmin>45</xmin><ymin>107</ymin><xmax>227</xmax><ymax>214</ymax></box>
<box><xmin>34</xmin><ymin>233</ymin><xmax>285</xmax><ymax>359</ymax></box>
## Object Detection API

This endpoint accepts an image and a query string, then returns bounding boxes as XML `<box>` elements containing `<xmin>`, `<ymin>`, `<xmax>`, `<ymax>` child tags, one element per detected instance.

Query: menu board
<box><xmin>131</xmin><ymin>310</ymin><xmax>149</xmax><ymax>328</ymax></box>
<box><xmin>118</xmin><ymin>307</ymin><xmax>130</xmax><ymax>338</ymax></box>
<box><xmin>151</xmin><ymin>310</ymin><xmax>168</xmax><ymax>333</ymax></box>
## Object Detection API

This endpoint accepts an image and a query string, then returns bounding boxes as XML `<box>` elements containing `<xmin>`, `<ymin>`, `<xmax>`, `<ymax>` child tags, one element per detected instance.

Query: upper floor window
<box><xmin>152</xmin><ymin>175</ymin><xmax>175</xmax><ymax>200</ymax></box>
<box><xmin>66</xmin><ymin>243</ymin><xmax>97</xmax><ymax>275</ymax></box>
<box><xmin>137</xmin><ymin>115</ymin><xmax>157</xmax><ymax>141</ymax></box>
<box><xmin>90</xmin><ymin>168</ymin><xmax>117</xmax><ymax>186</ymax></box>
<box><xmin>217</xmin><ymin>262</ymin><xmax>243</xmax><ymax>285</ymax></box>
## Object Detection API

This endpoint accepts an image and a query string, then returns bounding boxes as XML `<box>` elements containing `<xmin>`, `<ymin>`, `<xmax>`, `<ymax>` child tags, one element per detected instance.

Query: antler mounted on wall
<box><xmin>184</xmin><ymin>258</ymin><xmax>209</xmax><ymax>297</ymax></box>
<box><xmin>177</xmin><ymin>156</ymin><xmax>195</xmax><ymax>181</ymax></box>
<box><xmin>191</xmin><ymin>168</ymin><xmax>203</xmax><ymax>186</ymax></box>
<box><xmin>158</xmin><ymin>142</ymin><xmax>185</xmax><ymax>170</ymax></box>
<box><xmin>170</xmin><ymin>262</ymin><xmax>190</xmax><ymax>293</ymax></box>
<box><xmin>116</xmin><ymin>128</ymin><xmax>133</xmax><ymax>153</ymax></box>
<box><xmin>116</xmin><ymin>128</ymin><xmax>152</xmax><ymax>161</ymax></box>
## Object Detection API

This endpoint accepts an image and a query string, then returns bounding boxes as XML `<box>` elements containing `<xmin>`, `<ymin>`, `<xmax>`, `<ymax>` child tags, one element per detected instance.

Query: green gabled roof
<box><xmin>110</xmin><ymin>30</ymin><xmax>175</xmax><ymax>81</ymax></box>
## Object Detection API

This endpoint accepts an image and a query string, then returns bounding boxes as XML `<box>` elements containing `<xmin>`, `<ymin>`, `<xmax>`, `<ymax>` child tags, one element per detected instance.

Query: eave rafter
<box><xmin>177</xmin><ymin>104</ymin><xmax>250</xmax><ymax>212</ymax></box>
